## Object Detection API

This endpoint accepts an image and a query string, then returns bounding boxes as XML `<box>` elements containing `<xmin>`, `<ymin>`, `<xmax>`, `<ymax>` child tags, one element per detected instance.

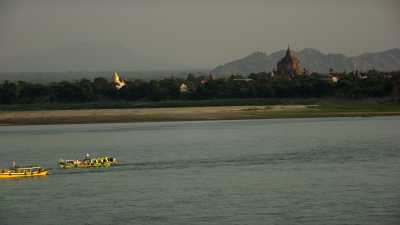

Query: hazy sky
<box><xmin>0</xmin><ymin>0</ymin><xmax>399</xmax><ymax>71</ymax></box>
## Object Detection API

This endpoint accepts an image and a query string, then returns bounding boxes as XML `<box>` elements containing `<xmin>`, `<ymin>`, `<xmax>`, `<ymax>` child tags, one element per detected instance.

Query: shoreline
<box><xmin>1</xmin><ymin>105</ymin><xmax>400</xmax><ymax>126</ymax></box>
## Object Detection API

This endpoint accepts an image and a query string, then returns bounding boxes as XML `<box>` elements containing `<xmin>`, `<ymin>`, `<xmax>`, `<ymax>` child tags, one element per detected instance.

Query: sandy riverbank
<box><xmin>1</xmin><ymin>104</ymin><xmax>400</xmax><ymax>125</ymax></box>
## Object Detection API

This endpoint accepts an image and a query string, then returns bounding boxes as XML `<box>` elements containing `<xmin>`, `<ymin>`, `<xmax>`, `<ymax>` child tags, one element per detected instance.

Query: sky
<box><xmin>0</xmin><ymin>0</ymin><xmax>399</xmax><ymax>71</ymax></box>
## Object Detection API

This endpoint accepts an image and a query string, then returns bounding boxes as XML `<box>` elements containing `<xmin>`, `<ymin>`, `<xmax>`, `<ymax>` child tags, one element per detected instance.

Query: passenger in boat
<box><xmin>85</xmin><ymin>153</ymin><xmax>90</xmax><ymax>160</ymax></box>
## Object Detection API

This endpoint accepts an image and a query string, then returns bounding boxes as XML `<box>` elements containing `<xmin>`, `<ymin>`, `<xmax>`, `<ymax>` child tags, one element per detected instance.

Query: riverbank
<box><xmin>1</xmin><ymin>103</ymin><xmax>400</xmax><ymax>125</ymax></box>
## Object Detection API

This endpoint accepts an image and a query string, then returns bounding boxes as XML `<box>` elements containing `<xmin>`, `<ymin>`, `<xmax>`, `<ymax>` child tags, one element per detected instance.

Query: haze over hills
<box><xmin>0</xmin><ymin>42</ymin><xmax>208</xmax><ymax>81</ymax></box>
<box><xmin>211</xmin><ymin>48</ymin><xmax>400</xmax><ymax>75</ymax></box>
<box><xmin>0</xmin><ymin>70</ymin><xmax>208</xmax><ymax>83</ymax></box>
<box><xmin>1</xmin><ymin>42</ymin><xmax>399</xmax><ymax>82</ymax></box>
<box><xmin>0</xmin><ymin>42</ymin><xmax>182</xmax><ymax>73</ymax></box>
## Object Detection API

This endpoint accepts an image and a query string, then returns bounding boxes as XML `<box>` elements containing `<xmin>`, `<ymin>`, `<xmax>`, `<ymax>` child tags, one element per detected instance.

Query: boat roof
<box><xmin>17</xmin><ymin>167</ymin><xmax>42</xmax><ymax>170</ymax></box>
<box><xmin>62</xmin><ymin>156</ymin><xmax>114</xmax><ymax>160</ymax></box>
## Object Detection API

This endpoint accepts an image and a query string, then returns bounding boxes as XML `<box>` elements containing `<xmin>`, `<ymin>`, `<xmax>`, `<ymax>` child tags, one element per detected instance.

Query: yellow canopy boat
<box><xmin>58</xmin><ymin>155</ymin><xmax>118</xmax><ymax>169</ymax></box>
<box><xmin>0</xmin><ymin>166</ymin><xmax>49</xmax><ymax>179</ymax></box>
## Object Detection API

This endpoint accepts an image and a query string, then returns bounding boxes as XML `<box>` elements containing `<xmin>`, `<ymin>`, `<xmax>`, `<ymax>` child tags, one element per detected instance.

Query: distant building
<box><xmin>180</xmin><ymin>83</ymin><xmax>189</xmax><ymax>93</ymax></box>
<box><xmin>328</xmin><ymin>69</ymin><xmax>345</xmax><ymax>83</ymax></box>
<box><xmin>276</xmin><ymin>46</ymin><xmax>302</xmax><ymax>77</ymax></box>
<box><xmin>331</xmin><ymin>76</ymin><xmax>339</xmax><ymax>83</ymax></box>
<box><xmin>200</xmin><ymin>74</ymin><xmax>215</xmax><ymax>85</ymax></box>
<box><xmin>200</xmin><ymin>79</ymin><xmax>208</xmax><ymax>85</ymax></box>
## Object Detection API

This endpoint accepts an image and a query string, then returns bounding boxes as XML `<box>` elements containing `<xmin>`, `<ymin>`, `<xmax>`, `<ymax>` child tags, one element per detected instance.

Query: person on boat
<box><xmin>10</xmin><ymin>160</ymin><xmax>16</xmax><ymax>169</ymax></box>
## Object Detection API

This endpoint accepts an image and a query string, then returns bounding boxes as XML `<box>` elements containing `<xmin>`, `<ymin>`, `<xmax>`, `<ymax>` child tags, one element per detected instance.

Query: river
<box><xmin>0</xmin><ymin>117</ymin><xmax>399</xmax><ymax>225</ymax></box>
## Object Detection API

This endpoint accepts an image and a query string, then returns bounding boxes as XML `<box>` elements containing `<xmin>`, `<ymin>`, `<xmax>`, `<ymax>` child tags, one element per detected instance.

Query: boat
<box><xmin>58</xmin><ymin>155</ymin><xmax>118</xmax><ymax>169</ymax></box>
<box><xmin>0</xmin><ymin>166</ymin><xmax>49</xmax><ymax>179</ymax></box>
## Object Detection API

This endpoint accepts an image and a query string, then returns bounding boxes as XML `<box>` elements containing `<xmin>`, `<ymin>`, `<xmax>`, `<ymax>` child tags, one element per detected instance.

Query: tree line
<box><xmin>0</xmin><ymin>70</ymin><xmax>399</xmax><ymax>105</ymax></box>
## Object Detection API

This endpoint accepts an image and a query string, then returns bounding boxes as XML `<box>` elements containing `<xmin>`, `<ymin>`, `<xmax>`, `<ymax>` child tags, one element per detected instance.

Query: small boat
<box><xmin>0</xmin><ymin>166</ymin><xmax>49</xmax><ymax>179</ymax></box>
<box><xmin>58</xmin><ymin>155</ymin><xmax>118</xmax><ymax>169</ymax></box>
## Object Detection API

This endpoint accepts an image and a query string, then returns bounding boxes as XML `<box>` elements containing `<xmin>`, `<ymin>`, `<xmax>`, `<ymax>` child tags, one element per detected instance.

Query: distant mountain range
<box><xmin>211</xmin><ymin>48</ymin><xmax>400</xmax><ymax>75</ymax></box>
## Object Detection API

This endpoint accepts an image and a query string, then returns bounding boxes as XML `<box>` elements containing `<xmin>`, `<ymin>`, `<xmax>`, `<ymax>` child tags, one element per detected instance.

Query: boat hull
<box><xmin>59</xmin><ymin>162</ymin><xmax>117</xmax><ymax>169</ymax></box>
<box><xmin>59</xmin><ymin>156</ymin><xmax>118</xmax><ymax>169</ymax></box>
<box><xmin>0</xmin><ymin>171</ymin><xmax>48</xmax><ymax>179</ymax></box>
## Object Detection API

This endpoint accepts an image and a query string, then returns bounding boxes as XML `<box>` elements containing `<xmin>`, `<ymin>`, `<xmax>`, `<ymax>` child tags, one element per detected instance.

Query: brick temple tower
<box><xmin>276</xmin><ymin>46</ymin><xmax>302</xmax><ymax>77</ymax></box>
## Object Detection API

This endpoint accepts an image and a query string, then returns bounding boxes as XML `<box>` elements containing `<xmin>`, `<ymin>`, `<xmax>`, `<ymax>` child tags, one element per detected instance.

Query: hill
<box><xmin>211</xmin><ymin>48</ymin><xmax>400</xmax><ymax>75</ymax></box>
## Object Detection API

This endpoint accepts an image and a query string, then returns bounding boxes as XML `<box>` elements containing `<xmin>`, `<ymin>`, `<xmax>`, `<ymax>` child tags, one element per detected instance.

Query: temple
<box><xmin>276</xmin><ymin>46</ymin><xmax>302</xmax><ymax>77</ymax></box>
<box><xmin>112</xmin><ymin>72</ymin><xmax>126</xmax><ymax>90</ymax></box>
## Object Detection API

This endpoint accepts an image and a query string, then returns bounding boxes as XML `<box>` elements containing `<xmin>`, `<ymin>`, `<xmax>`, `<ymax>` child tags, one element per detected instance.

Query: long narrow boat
<box><xmin>58</xmin><ymin>156</ymin><xmax>118</xmax><ymax>169</ymax></box>
<box><xmin>0</xmin><ymin>166</ymin><xmax>49</xmax><ymax>179</ymax></box>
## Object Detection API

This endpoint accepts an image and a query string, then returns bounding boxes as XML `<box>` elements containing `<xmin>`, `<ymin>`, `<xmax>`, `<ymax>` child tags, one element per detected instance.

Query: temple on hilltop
<box><xmin>276</xmin><ymin>46</ymin><xmax>303</xmax><ymax>77</ymax></box>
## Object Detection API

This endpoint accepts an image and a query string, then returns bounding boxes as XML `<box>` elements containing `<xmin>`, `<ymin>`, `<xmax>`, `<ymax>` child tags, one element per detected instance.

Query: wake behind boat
<box><xmin>58</xmin><ymin>154</ymin><xmax>118</xmax><ymax>169</ymax></box>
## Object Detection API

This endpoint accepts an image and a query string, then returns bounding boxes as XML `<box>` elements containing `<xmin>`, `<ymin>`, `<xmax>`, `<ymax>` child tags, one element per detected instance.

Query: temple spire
<box><xmin>286</xmin><ymin>44</ymin><xmax>291</xmax><ymax>56</ymax></box>
<box><xmin>277</xmin><ymin>44</ymin><xmax>301</xmax><ymax>77</ymax></box>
